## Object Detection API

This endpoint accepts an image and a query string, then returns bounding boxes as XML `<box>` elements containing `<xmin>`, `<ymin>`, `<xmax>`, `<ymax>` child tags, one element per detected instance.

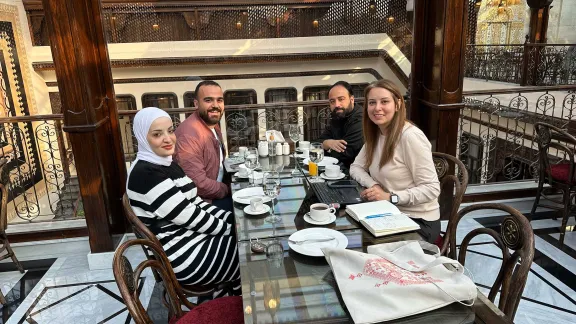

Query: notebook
<box><xmin>345</xmin><ymin>201</ymin><xmax>420</xmax><ymax>237</ymax></box>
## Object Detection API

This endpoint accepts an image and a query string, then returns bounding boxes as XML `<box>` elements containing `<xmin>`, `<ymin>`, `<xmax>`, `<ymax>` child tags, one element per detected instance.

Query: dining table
<box><xmin>227</xmin><ymin>154</ymin><xmax>513</xmax><ymax>324</ymax></box>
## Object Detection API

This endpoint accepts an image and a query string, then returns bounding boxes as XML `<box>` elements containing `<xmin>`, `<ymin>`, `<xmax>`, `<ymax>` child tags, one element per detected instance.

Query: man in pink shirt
<box><xmin>173</xmin><ymin>81</ymin><xmax>232</xmax><ymax>211</ymax></box>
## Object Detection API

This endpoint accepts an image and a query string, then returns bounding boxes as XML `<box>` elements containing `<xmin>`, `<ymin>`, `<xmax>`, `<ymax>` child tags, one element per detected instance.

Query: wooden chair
<box><xmin>454</xmin><ymin>203</ymin><xmax>535</xmax><ymax>320</ymax></box>
<box><xmin>531</xmin><ymin>122</ymin><xmax>576</xmax><ymax>245</ymax></box>
<box><xmin>431</xmin><ymin>152</ymin><xmax>469</xmax><ymax>257</ymax></box>
<box><xmin>122</xmin><ymin>194</ymin><xmax>232</xmax><ymax>298</ymax></box>
<box><xmin>113</xmin><ymin>239</ymin><xmax>243</xmax><ymax>324</ymax></box>
<box><xmin>0</xmin><ymin>159</ymin><xmax>24</xmax><ymax>305</ymax></box>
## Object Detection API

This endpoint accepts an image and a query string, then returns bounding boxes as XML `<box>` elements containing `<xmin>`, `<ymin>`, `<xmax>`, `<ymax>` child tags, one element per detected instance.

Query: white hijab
<box><xmin>133</xmin><ymin>107</ymin><xmax>173</xmax><ymax>167</ymax></box>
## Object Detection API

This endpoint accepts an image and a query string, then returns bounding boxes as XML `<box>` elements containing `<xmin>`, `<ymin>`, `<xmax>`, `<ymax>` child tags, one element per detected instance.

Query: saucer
<box><xmin>320</xmin><ymin>172</ymin><xmax>345</xmax><ymax>180</ymax></box>
<box><xmin>243</xmin><ymin>204</ymin><xmax>271</xmax><ymax>216</ymax></box>
<box><xmin>303</xmin><ymin>212</ymin><xmax>336</xmax><ymax>225</ymax></box>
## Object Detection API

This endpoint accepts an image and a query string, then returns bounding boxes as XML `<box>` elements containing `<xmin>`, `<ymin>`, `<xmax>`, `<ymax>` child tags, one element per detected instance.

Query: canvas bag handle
<box><xmin>369</xmin><ymin>241</ymin><xmax>476</xmax><ymax>306</ymax></box>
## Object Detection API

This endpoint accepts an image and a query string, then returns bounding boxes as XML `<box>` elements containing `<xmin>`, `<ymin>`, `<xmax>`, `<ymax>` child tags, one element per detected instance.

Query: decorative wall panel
<box><xmin>0</xmin><ymin>4</ymin><xmax>43</xmax><ymax>221</ymax></box>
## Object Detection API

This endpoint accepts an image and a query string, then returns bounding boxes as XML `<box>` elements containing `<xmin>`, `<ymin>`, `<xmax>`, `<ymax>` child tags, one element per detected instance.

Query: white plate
<box><xmin>243</xmin><ymin>204</ymin><xmax>271</xmax><ymax>216</ymax></box>
<box><xmin>234</xmin><ymin>171</ymin><xmax>263</xmax><ymax>179</ymax></box>
<box><xmin>320</xmin><ymin>172</ymin><xmax>345</xmax><ymax>180</ymax></box>
<box><xmin>303</xmin><ymin>156</ymin><xmax>339</xmax><ymax>167</ymax></box>
<box><xmin>288</xmin><ymin>228</ymin><xmax>348</xmax><ymax>257</ymax></box>
<box><xmin>232</xmin><ymin>187</ymin><xmax>272</xmax><ymax>204</ymax></box>
<box><xmin>303</xmin><ymin>212</ymin><xmax>336</xmax><ymax>225</ymax></box>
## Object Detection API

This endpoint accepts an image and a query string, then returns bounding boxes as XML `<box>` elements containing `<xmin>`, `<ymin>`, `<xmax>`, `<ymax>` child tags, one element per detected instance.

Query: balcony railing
<box><xmin>465</xmin><ymin>43</ymin><xmax>576</xmax><ymax>86</ymax></box>
<box><xmin>0</xmin><ymin>115</ymin><xmax>81</xmax><ymax>223</ymax></box>
<box><xmin>460</xmin><ymin>85</ymin><xmax>576</xmax><ymax>185</ymax></box>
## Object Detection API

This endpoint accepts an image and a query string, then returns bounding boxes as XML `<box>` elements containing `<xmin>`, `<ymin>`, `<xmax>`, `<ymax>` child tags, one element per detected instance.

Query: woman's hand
<box><xmin>361</xmin><ymin>184</ymin><xmax>390</xmax><ymax>201</ymax></box>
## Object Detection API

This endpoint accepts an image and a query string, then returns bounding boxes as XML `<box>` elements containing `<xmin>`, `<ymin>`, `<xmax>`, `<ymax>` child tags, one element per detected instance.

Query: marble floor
<box><xmin>0</xmin><ymin>198</ymin><xmax>575</xmax><ymax>324</ymax></box>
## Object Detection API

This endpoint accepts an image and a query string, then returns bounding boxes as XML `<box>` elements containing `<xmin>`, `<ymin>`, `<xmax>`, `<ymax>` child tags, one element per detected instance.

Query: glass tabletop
<box><xmin>231</xmin><ymin>157</ymin><xmax>362</xmax><ymax>241</ymax></box>
<box><xmin>238</xmin><ymin>230</ymin><xmax>512</xmax><ymax>324</ymax></box>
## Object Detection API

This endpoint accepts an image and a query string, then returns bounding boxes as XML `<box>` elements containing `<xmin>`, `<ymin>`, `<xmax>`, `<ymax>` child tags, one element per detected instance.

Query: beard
<box><xmin>331</xmin><ymin>103</ymin><xmax>353</xmax><ymax>120</ymax></box>
<box><xmin>199</xmin><ymin>107</ymin><xmax>222</xmax><ymax>125</ymax></box>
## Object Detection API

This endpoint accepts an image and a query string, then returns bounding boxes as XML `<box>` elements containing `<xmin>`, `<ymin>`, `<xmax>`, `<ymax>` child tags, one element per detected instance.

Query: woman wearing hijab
<box><xmin>126</xmin><ymin>107</ymin><xmax>241</xmax><ymax>298</ymax></box>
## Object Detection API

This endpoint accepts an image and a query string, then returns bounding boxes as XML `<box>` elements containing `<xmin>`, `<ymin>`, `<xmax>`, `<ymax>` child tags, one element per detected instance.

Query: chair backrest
<box><xmin>122</xmin><ymin>193</ymin><xmax>221</xmax><ymax>298</ymax></box>
<box><xmin>431</xmin><ymin>152</ymin><xmax>468</xmax><ymax>257</ymax></box>
<box><xmin>113</xmin><ymin>239</ymin><xmax>187</xmax><ymax>324</ymax></box>
<box><xmin>122</xmin><ymin>194</ymin><xmax>161</xmax><ymax>244</ymax></box>
<box><xmin>123</xmin><ymin>193</ymin><xmax>166</xmax><ymax>284</ymax></box>
<box><xmin>0</xmin><ymin>158</ymin><xmax>10</xmax><ymax>231</ymax></box>
<box><xmin>454</xmin><ymin>203</ymin><xmax>534</xmax><ymax>320</ymax></box>
<box><xmin>534</xmin><ymin>122</ymin><xmax>576</xmax><ymax>185</ymax></box>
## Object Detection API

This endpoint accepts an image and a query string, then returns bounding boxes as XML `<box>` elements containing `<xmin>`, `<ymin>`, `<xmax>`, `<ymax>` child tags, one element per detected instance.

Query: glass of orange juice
<box><xmin>309</xmin><ymin>142</ymin><xmax>324</xmax><ymax>182</ymax></box>
<box><xmin>309</xmin><ymin>161</ymin><xmax>318</xmax><ymax>177</ymax></box>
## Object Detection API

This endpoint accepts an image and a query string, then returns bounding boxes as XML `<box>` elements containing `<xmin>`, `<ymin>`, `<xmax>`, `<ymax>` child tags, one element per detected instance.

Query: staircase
<box><xmin>52</xmin><ymin>175</ymin><xmax>83</xmax><ymax>220</ymax></box>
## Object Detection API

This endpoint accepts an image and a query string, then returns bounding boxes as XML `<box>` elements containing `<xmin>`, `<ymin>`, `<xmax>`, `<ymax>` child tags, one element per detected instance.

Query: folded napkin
<box><xmin>266</xmin><ymin>130</ymin><xmax>285</xmax><ymax>142</ymax></box>
<box><xmin>322</xmin><ymin>241</ymin><xmax>477</xmax><ymax>323</ymax></box>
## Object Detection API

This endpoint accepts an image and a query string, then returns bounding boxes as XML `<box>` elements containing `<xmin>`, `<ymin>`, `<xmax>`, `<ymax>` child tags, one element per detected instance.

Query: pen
<box><xmin>365</xmin><ymin>213</ymin><xmax>392</xmax><ymax>219</ymax></box>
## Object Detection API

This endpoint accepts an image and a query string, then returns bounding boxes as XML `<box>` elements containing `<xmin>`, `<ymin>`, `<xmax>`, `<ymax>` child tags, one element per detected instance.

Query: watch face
<box><xmin>391</xmin><ymin>195</ymin><xmax>399</xmax><ymax>204</ymax></box>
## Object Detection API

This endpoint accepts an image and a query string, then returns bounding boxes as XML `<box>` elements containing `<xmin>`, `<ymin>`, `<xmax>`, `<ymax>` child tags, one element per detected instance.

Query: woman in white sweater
<box><xmin>350</xmin><ymin>79</ymin><xmax>441</xmax><ymax>242</ymax></box>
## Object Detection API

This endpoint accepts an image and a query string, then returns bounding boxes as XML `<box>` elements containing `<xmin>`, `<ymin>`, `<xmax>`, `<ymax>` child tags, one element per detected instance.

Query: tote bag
<box><xmin>322</xmin><ymin>241</ymin><xmax>477</xmax><ymax>323</ymax></box>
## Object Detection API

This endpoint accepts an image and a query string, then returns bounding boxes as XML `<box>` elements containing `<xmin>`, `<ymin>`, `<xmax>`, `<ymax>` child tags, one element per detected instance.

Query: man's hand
<box><xmin>361</xmin><ymin>184</ymin><xmax>390</xmax><ymax>202</ymax></box>
<box><xmin>322</xmin><ymin>139</ymin><xmax>347</xmax><ymax>153</ymax></box>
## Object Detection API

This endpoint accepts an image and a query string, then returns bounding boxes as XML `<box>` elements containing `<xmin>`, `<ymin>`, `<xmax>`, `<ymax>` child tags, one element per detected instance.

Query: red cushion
<box><xmin>434</xmin><ymin>235</ymin><xmax>444</xmax><ymax>249</ymax></box>
<box><xmin>172</xmin><ymin>296</ymin><xmax>244</xmax><ymax>324</ymax></box>
<box><xmin>550</xmin><ymin>163</ymin><xmax>574</xmax><ymax>184</ymax></box>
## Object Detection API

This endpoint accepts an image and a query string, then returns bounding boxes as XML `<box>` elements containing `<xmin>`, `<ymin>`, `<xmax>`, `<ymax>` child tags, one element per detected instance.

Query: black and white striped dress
<box><xmin>126</xmin><ymin>160</ymin><xmax>241</xmax><ymax>297</ymax></box>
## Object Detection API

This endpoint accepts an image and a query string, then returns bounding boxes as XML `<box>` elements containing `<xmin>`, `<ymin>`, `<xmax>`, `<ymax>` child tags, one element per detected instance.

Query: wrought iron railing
<box><xmin>459</xmin><ymin>85</ymin><xmax>576</xmax><ymax>185</ymax></box>
<box><xmin>465</xmin><ymin>43</ymin><xmax>576</xmax><ymax>86</ymax></box>
<box><xmin>0</xmin><ymin>115</ymin><xmax>81</xmax><ymax>222</ymax></box>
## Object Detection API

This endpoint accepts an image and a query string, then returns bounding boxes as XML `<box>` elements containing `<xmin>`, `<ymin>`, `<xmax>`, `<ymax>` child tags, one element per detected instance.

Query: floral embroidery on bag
<box><xmin>363</xmin><ymin>258</ymin><xmax>442</xmax><ymax>286</ymax></box>
<box><xmin>348</xmin><ymin>272</ymin><xmax>363</xmax><ymax>280</ymax></box>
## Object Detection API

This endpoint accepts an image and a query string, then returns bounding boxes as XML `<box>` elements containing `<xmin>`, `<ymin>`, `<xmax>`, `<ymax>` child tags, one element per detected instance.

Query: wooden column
<box><xmin>42</xmin><ymin>0</ymin><xmax>128</xmax><ymax>252</ymax></box>
<box><xmin>410</xmin><ymin>0</ymin><xmax>468</xmax><ymax>220</ymax></box>
<box><xmin>527</xmin><ymin>0</ymin><xmax>553</xmax><ymax>43</ymax></box>
<box><xmin>522</xmin><ymin>0</ymin><xmax>554</xmax><ymax>85</ymax></box>
<box><xmin>409</xmin><ymin>0</ymin><xmax>467</xmax><ymax>156</ymax></box>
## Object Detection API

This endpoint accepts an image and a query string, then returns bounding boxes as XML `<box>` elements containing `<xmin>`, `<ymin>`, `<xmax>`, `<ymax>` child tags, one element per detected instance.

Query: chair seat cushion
<box><xmin>434</xmin><ymin>234</ymin><xmax>444</xmax><ymax>249</ymax></box>
<box><xmin>171</xmin><ymin>296</ymin><xmax>244</xmax><ymax>324</ymax></box>
<box><xmin>550</xmin><ymin>163</ymin><xmax>574</xmax><ymax>184</ymax></box>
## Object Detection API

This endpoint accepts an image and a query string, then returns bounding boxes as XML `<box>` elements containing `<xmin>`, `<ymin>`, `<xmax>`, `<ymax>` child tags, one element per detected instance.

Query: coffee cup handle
<box><xmin>329</xmin><ymin>207</ymin><xmax>336</xmax><ymax>214</ymax></box>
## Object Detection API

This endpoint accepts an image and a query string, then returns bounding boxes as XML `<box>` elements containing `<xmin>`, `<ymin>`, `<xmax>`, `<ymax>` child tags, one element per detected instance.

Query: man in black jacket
<box><xmin>317</xmin><ymin>81</ymin><xmax>364</xmax><ymax>168</ymax></box>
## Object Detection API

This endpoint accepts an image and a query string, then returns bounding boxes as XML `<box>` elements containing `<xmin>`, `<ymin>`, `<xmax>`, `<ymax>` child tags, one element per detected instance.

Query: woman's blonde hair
<box><xmin>362</xmin><ymin>79</ymin><xmax>407</xmax><ymax>169</ymax></box>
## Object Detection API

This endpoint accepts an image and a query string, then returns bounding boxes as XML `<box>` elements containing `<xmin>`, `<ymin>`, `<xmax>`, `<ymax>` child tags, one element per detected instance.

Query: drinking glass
<box><xmin>288</xmin><ymin>124</ymin><xmax>303</xmax><ymax>175</ymax></box>
<box><xmin>309</xmin><ymin>142</ymin><xmax>324</xmax><ymax>183</ymax></box>
<box><xmin>244</xmin><ymin>148</ymin><xmax>260</xmax><ymax>187</ymax></box>
<box><xmin>263</xmin><ymin>171</ymin><xmax>281</xmax><ymax>223</ymax></box>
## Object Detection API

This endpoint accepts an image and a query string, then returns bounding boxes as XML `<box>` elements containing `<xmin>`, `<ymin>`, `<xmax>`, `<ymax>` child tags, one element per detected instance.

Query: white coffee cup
<box><xmin>301</xmin><ymin>148</ymin><xmax>309</xmax><ymax>158</ymax></box>
<box><xmin>325</xmin><ymin>165</ymin><xmax>340</xmax><ymax>178</ymax></box>
<box><xmin>250</xmin><ymin>197</ymin><xmax>264</xmax><ymax>212</ymax></box>
<box><xmin>238</xmin><ymin>146</ymin><xmax>248</xmax><ymax>157</ymax></box>
<box><xmin>299</xmin><ymin>141</ymin><xmax>310</xmax><ymax>149</ymax></box>
<box><xmin>237</xmin><ymin>165</ymin><xmax>249</xmax><ymax>176</ymax></box>
<box><xmin>309</xmin><ymin>203</ymin><xmax>336</xmax><ymax>222</ymax></box>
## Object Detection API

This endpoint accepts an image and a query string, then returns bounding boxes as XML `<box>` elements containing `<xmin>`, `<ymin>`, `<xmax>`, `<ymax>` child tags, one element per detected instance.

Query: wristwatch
<box><xmin>389</xmin><ymin>192</ymin><xmax>399</xmax><ymax>205</ymax></box>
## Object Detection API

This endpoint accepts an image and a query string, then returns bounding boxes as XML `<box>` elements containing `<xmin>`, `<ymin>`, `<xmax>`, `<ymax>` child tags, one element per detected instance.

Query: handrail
<box><xmin>467</xmin><ymin>43</ymin><xmax>576</xmax><ymax>47</ymax></box>
<box><xmin>117</xmin><ymin>108</ymin><xmax>198</xmax><ymax>116</ymax></box>
<box><xmin>463</xmin><ymin>85</ymin><xmax>576</xmax><ymax>96</ymax></box>
<box><xmin>1</xmin><ymin>99</ymin><xmax>368</xmax><ymax>122</ymax></box>
<box><xmin>0</xmin><ymin>114</ymin><xmax>63</xmax><ymax>123</ymax></box>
